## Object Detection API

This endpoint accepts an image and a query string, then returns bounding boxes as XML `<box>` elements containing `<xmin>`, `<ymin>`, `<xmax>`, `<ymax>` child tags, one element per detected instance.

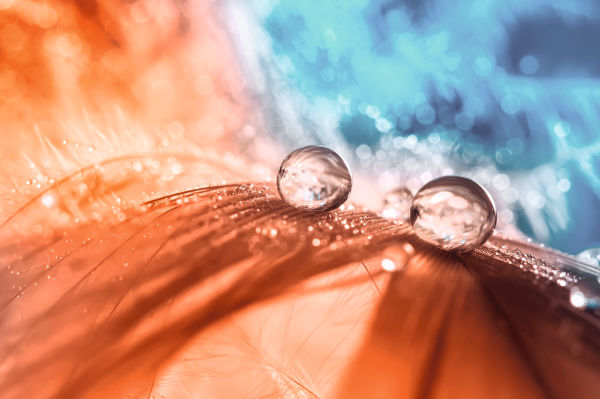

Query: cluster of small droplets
<box><xmin>61</xmin><ymin>139</ymin><xmax>96</xmax><ymax>153</ymax></box>
<box><xmin>481</xmin><ymin>241</ymin><xmax>579</xmax><ymax>289</ymax></box>
<box><xmin>237</xmin><ymin>190</ymin><xmax>388</xmax><ymax>256</ymax></box>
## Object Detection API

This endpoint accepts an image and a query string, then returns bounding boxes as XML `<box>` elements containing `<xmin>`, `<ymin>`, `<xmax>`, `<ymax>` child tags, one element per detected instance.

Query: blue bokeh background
<box><xmin>244</xmin><ymin>0</ymin><xmax>600</xmax><ymax>254</ymax></box>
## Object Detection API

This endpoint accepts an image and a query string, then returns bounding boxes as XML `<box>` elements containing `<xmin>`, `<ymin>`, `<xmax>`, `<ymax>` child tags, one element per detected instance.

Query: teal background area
<box><xmin>260</xmin><ymin>1</ymin><xmax>600</xmax><ymax>254</ymax></box>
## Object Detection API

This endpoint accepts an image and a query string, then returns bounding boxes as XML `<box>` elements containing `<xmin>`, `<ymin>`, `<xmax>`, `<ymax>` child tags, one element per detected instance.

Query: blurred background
<box><xmin>224</xmin><ymin>0</ymin><xmax>600</xmax><ymax>255</ymax></box>
<box><xmin>1</xmin><ymin>0</ymin><xmax>599</xmax><ymax>255</ymax></box>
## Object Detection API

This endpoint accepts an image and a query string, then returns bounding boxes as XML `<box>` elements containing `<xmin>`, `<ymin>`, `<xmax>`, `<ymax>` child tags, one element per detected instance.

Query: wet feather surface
<box><xmin>0</xmin><ymin>177</ymin><xmax>598</xmax><ymax>398</ymax></box>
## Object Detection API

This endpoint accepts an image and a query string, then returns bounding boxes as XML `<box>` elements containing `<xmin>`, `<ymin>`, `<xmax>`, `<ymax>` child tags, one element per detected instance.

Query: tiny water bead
<box><xmin>277</xmin><ymin>146</ymin><xmax>352</xmax><ymax>211</ymax></box>
<box><xmin>381</xmin><ymin>188</ymin><xmax>413</xmax><ymax>222</ymax></box>
<box><xmin>410</xmin><ymin>176</ymin><xmax>497</xmax><ymax>252</ymax></box>
<box><xmin>569</xmin><ymin>279</ymin><xmax>600</xmax><ymax>310</ymax></box>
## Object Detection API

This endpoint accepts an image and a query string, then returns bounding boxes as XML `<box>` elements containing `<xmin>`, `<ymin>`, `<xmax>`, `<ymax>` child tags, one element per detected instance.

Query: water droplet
<box><xmin>410</xmin><ymin>176</ymin><xmax>496</xmax><ymax>252</ymax></box>
<box><xmin>569</xmin><ymin>279</ymin><xmax>600</xmax><ymax>310</ymax></box>
<box><xmin>576</xmin><ymin>248</ymin><xmax>600</xmax><ymax>267</ymax></box>
<box><xmin>277</xmin><ymin>146</ymin><xmax>351</xmax><ymax>211</ymax></box>
<box><xmin>381</xmin><ymin>188</ymin><xmax>413</xmax><ymax>222</ymax></box>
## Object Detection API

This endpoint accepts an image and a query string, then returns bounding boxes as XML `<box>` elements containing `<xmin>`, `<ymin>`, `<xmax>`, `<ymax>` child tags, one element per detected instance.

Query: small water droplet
<box><xmin>381</xmin><ymin>188</ymin><xmax>413</xmax><ymax>222</ymax></box>
<box><xmin>569</xmin><ymin>279</ymin><xmax>600</xmax><ymax>310</ymax></box>
<box><xmin>277</xmin><ymin>146</ymin><xmax>352</xmax><ymax>211</ymax></box>
<box><xmin>410</xmin><ymin>176</ymin><xmax>497</xmax><ymax>252</ymax></box>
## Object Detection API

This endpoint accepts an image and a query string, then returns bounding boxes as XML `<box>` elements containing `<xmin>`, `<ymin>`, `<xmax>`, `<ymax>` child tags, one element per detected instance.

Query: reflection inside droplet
<box><xmin>409</xmin><ymin>176</ymin><xmax>496</xmax><ymax>252</ymax></box>
<box><xmin>569</xmin><ymin>279</ymin><xmax>600</xmax><ymax>310</ymax></box>
<box><xmin>277</xmin><ymin>146</ymin><xmax>352</xmax><ymax>211</ymax></box>
<box><xmin>381</xmin><ymin>187</ymin><xmax>413</xmax><ymax>222</ymax></box>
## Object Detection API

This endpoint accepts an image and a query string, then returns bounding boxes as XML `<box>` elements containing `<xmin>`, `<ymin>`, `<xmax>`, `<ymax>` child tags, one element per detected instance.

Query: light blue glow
<box><xmin>258</xmin><ymin>0</ymin><xmax>600</xmax><ymax>253</ymax></box>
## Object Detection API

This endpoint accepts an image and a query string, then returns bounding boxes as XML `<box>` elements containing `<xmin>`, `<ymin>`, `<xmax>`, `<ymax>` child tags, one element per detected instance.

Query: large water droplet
<box><xmin>410</xmin><ymin>176</ymin><xmax>497</xmax><ymax>252</ymax></box>
<box><xmin>381</xmin><ymin>188</ymin><xmax>413</xmax><ymax>222</ymax></box>
<box><xmin>576</xmin><ymin>248</ymin><xmax>600</xmax><ymax>267</ymax></box>
<box><xmin>277</xmin><ymin>146</ymin><xmax>352</xmax><ymax>211</ymax></box>
<box><xmin>570</xmin><ymin>279</ymin><xmax>600</xmax><ymax>310</ymax></box>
